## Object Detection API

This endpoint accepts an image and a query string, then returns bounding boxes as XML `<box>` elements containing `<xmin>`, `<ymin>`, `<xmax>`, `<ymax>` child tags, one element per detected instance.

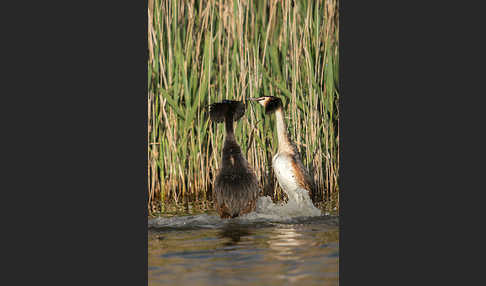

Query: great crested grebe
<box><xmin>249</xmin><ymin>96</ymin><xmax>317</xmax><ymax>204</ymax></box>
<box><xmin>209</xmin><ymin>100</ymin><xmax>260</xmax><ymax>218</ymax></box>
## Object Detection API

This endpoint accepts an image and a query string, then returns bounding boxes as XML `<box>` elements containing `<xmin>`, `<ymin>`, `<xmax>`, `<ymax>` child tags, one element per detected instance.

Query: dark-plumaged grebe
<box><xmin>249</xmin><ymin>96</ymin><xmax>317</xmax><ymax>204</ymax></box>
<box><xmin>209</xmin><ymin>100</ymin><xmax>260</xmax><ymax>218</ymax></box>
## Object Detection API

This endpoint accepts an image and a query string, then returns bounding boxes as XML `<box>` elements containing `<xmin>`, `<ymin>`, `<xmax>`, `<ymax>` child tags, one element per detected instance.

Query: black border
<box><xmin>31</xmin><ymin>1</ymin><xmax>150</xmax><ymax>284</ymax></box>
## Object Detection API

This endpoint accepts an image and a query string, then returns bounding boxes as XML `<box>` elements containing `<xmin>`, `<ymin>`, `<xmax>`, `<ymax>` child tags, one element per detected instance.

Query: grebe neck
<box><xmin>224</xmin><ymin>115</ymin><xmax>235</xmax><ymax>142</ymax></box>
<box><xmin>274</xmin><ymin>107</ymin><xmax>293</xmax><ymax>152</ymax></box>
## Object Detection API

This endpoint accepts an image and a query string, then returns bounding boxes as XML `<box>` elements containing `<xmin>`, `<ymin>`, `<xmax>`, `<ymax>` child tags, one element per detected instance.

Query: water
<box><xmin>148</xmin><ymin>195</ymin><xmax>339</xmax><ymax>285</ymax></box>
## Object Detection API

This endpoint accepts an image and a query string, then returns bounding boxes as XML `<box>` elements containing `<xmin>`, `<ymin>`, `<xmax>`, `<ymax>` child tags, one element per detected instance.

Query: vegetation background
<box><xmin>148</xmin><ymin>0</ymin><xmax>339</xmax><ymax>215</ymax></box>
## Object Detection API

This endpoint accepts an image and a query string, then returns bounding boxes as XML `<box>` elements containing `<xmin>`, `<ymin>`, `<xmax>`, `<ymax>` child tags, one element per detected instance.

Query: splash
<box><xmin>149</xmin><ymin>214</ymin><xmax>224</xmax><ymax>230</ymax></box>
<box><xmin>149</xmin><ymin>188</ymin><xmax>324</xmax><ymax>229</ymax></box>
<box><xmin>244</xmin><ymin>188</ymin><xmax>321</xmax><ymax>220</ymax></box>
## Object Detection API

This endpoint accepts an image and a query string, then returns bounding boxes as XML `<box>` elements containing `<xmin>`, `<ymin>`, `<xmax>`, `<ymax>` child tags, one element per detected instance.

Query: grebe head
<box><xmin>249</xmin><ymin>96</ymin><xmax>282</xmax><ymax>114</ymax></box>
<box><xmin>209</xmin><ymin>100</ymin><xmax>246</xmax><ymax>123</ymax></box>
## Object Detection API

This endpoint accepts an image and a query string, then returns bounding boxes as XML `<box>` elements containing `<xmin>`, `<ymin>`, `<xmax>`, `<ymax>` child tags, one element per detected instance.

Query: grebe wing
<box><xmin>290</xmin><ymin>153</ymin><xmax>315</xmax><ymax>193</ymax></box>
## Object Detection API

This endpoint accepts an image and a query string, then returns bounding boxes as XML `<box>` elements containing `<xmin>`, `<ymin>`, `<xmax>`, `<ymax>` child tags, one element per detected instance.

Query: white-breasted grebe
<box><xmin>249</xmin><ymin>96</ymin><xmax>317</xmax><ymax>204</ymax></box>
<box><xmin>209</xmin><ymin>100</ymin><xmax>260</xmax><ymax>218</ymax></box>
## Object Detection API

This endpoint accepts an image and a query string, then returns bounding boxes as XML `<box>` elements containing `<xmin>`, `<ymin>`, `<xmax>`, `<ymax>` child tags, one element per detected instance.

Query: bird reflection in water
<box><xmin>269</xmin><ymin>227</ymin><xmax>305</xmax><ymax>259</ymax></box>
<box><xmin>218</xmin><ymin>223</ymin><xmax>253</xmax><ymax>247</ymax></box>
<box><xmin>269</xmin><ymin>227</ymin><xmax>313</xmax><ymax>283</ymax></box>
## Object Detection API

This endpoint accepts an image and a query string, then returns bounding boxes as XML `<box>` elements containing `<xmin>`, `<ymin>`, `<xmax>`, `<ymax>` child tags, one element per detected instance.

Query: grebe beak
<box><xmin>248</xmin><ymin>97</ymin><xmax>267</xmax><ymax>107</ymax></box>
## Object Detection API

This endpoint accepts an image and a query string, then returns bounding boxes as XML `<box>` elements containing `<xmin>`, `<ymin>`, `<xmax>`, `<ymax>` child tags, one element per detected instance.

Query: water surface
<box><xmin>149</xmin><ymin>196</ymin><xmax>339</xmax><ymax>285</ymax></box>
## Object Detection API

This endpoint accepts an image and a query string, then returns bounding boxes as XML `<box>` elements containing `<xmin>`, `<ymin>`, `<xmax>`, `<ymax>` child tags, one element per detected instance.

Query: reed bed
<box><xmin>148</xmin><ymin>0</ymin><xmax>339</xmax><ymax>214</ymax></box>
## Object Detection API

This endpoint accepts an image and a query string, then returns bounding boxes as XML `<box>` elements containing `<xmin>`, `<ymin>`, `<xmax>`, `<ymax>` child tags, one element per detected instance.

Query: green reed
<box><xmin>148</xmin><ymin>0</ymin><xmax>339</xmax><ymax>214</ymax></box>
